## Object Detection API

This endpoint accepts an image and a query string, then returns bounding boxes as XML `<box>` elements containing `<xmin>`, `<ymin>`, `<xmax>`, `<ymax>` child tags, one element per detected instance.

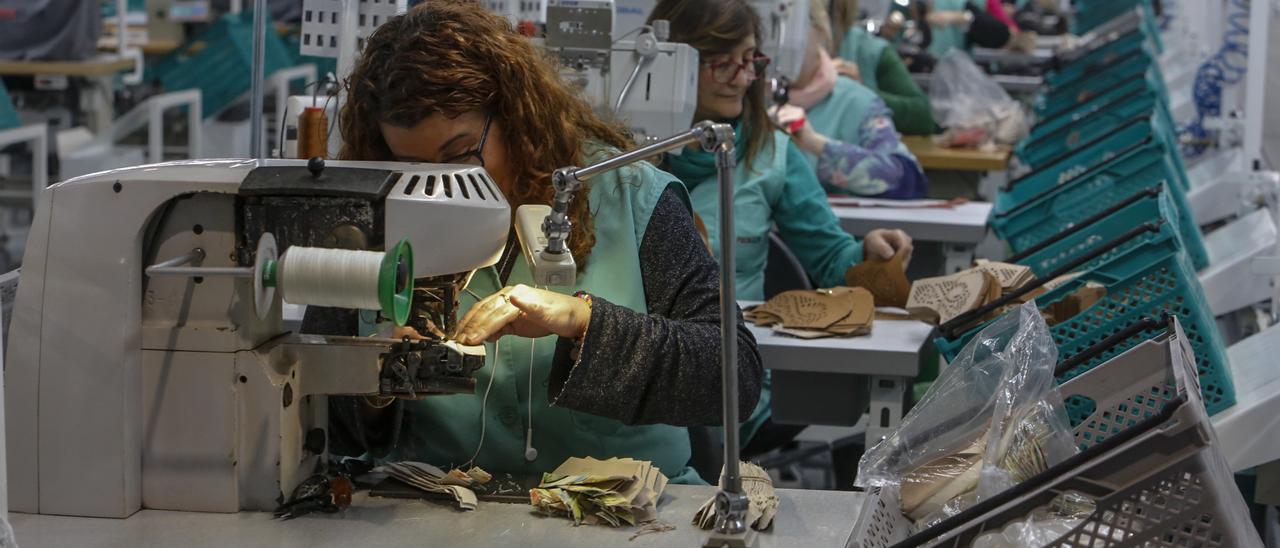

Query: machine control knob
<box><xmin>304</xmin><ymin>428</ymin><xmax>327</xmax><ymax>455</ymax></box>
<box><xmin>308</xmin><ymin>157</ymin><xmax>325</xmax><ymax>178</ymax></box>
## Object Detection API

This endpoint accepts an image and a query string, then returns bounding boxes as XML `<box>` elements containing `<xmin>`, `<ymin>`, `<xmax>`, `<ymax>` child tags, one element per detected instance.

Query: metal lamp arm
<box><xmin>541</xmin><ymin>120</ymin><xmax>735</xmax><ymax>257</ymax></box>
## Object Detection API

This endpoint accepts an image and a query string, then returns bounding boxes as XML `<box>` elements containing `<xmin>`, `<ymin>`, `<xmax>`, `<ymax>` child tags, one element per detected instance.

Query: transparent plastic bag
<box><xmin>855</xmin><ymin>302</ymin><xmax>1077</xmax><ymax>525</ymax></box>
<box><xmin>0</xmin><ymin>514</ymin><xmax>14</xmax><ymax>548</ymax></box>
<box><xmin>971</xmin><ymin>491</ymin><xmax>1103</xmax><ymax>548</ymax></box>
<box><xmin>928</xmin><ymin>50</ymin><xmax>1029</xmax><ymax>144</ymax></box>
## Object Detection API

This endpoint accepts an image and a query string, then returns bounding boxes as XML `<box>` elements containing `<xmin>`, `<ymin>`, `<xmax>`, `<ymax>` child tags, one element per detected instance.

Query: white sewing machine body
<box><xmin>547</xmin><ymin>0</ymin><xmax>698</xmax><ymax>143</ymax></box>
<box><xmin>5</xmin><ymin>159</ymin><xmax>510</xmax><ymax>518</ymax></box>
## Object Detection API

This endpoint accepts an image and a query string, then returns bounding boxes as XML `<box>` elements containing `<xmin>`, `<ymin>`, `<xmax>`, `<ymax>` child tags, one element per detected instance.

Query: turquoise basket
<box><xmin>1045</xmin><ymin>29</ymin><xmax>1155</xmax><ymax>89</ymax></box>
<box><xmin>1037</xmin><ymin>50</ymin><xmax>1164</xmax><ymax>121</ymax></box>
<box><xmin>1072</xmin><ymin>0</ymin><xmax>1156</xmax><ymax>36</ymax></box>
<box><xmin>992</xmin><ymin>138</ymin><xmax>1208</xmax><ymax>273</ymax></box>
<box><xmin>1002</xmin><ymin>113</ymin><xmax>1184</xmax><ymax>199</ymax></box>
<box><xmin>148</xmin><ymin>12</ymin><xmax>293</xmax><ymax>117</ymax></box>
<box><xmin>935</xmin><ymin>217</ymin><xmax>1234</xmax><ymax>415</ymax></box>
<box><xmin>1028</xmin><ymin>70</ymin><xmax>1163</xmax><ymax>142</ymax></box>
<box><xmin>0</xmin><ymin>80</ymin><xmax>18</xmax><ymax>131</ymax></box>
<box><xmin>1018</xmin><ymin>89</ymin><xmax>1167</xmax><ymax>169</ymax></box>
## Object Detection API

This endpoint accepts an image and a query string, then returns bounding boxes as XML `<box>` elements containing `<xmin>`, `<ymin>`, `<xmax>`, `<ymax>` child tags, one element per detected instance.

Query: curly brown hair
<box><xmin>340</xmin><ymin>0</ymin><xmax>631</xmax><ymax>268</ymax></box>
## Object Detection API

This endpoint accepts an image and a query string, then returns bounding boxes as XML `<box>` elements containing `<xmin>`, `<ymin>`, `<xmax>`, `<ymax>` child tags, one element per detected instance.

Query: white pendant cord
<box><xmin>463</xmin><ymin>274</ymin><xmax>496</xmax><ymax>471</ymax></box>
<box><xmin>525</xmin><ymin>336</ymin><xmax>538</xmax><ymax>462</ymax></box>
<box><xmin>465</xmin><ymin>338</ymin><xmax>500</xmax><ymax>471</ymax></box>
<box><xmin>462</xmin><ymin>275</ymin><xmax>543</xmax><ymax>467</ymax></box>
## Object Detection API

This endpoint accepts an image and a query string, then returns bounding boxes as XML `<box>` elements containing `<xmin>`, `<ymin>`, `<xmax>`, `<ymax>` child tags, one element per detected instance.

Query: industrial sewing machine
<box><xmin>4</xmin><ymin>158</ymin><xmax>509</xmax><ymax>518</ymax></box>
<box><xmin>544</xmin><ymin>0</ymin><xmax>699</xmax><ymax>144</ymax></box>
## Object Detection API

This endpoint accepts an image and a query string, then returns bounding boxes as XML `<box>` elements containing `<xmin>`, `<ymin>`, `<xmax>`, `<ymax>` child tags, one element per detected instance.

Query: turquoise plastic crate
<box><xmin>149</xmin><ymin>12</ymin><xmax>293</xmax><ymax>117</ymax></box>
<box><xmin>1028</xmin><ymin>70</ymin><xmax>1162</xmax><ymax>141</ymax></box>
<box><xmin>993</xmin><ymin>142</ymin><xmax>1208</xmax><ymax>272</ymax></box>
<box><xmin>1018</xmin><ymin>89</ymin><xmax>1166</xmax><ymax>169</ymax></box>
<box><xmin>1009</xmin><ymin>184</ymin><xmax>1179</xmax><ymax>276</ymax></box>
<box><xmin>1045</xmin><ymin>29</ymin><xmax>1154</xmax><ymax>89</ymax></box>
<box><xmin>934</xmin><ymin>222</ymin><xmax>1235</xmax><ymax>415</ymax></box>
<box><xmin>0</xmin><ymin>80</ymin><xmax>18</xmax><ymax>131</ymax></box>
<box><xmin>1037</xmin><ymin>51</ymin><xmax>1164</xmax><ymax>120</ymax></box>
<box><xmin>1072</xmin><ymin>0</ymin><xmax>1156</xmax><ymax>36</ymax></box>
<box><xmin>1003</xmin><ymin>113</ymin><xmax>1185</xmax><ymax>203</ymax></box>
<box><xmin>101</xmin><ymin>0</ymin><xmax>145</xmax><ymax>17</ymax></box>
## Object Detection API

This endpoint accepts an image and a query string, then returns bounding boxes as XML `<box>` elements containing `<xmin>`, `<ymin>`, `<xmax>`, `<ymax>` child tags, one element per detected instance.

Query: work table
<box><xmin>10</xmin><ymin>485</ymin><xmax>864</xmax><ymax>547</ymax></box>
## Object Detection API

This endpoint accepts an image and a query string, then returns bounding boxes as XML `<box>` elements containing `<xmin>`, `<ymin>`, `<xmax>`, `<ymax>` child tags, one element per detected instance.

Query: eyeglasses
<box><xmin>705</xmin><ymin>53</ymin><xmax>771</xmax><ymax>84</ymax></box>
<box><xmin>442</xmin><ymin>114</ymin><xmax>492</xmax><ymax>166</ymax></box>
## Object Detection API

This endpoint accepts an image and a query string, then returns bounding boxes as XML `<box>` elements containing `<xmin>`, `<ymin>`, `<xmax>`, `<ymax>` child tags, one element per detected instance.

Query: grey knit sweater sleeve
<box><xmin>546</xmin><ymin>188</ymin><xmax>763</xmax><ymax>426</ymax></box>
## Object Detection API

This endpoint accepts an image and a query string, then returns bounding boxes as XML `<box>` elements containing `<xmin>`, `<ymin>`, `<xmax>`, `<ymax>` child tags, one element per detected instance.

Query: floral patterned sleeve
<box><xmin>814</xmin><ymin>100</ymin><xmax>929</xmax><ymax>199</ymax></box>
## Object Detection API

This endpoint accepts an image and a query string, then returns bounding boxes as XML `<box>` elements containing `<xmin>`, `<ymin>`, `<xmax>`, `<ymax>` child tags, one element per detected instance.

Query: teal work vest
<box><xmin>838</xmin><ymin>26</ymin><xmax>890</xmax><ymax>92</ymax></box>
<box><xmin>929</xmin><ymin>0</ymin><xmax>972</xmax><ymax>56</ymax></box>
<box><xmin>806</xmin><ymin>77</ymin><xmax>884</xmax><ymax>157</ymax></box>
<box><xmin>676</xmin><ymin>132</ymin><xmax>790</xmax><ymax>302</ymax></box>
<box><xmin>394</xmin><ymin>149</ymin><xmax>703</xmax><ymax>484</ymax></box>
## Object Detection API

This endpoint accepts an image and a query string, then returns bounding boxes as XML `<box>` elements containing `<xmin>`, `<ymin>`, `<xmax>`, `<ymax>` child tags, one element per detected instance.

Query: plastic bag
<box><xmin>971</xmin><ymin>491</ymin><xmax>1098</xmax><ymax>548</ymax></box>
<box><xmin>855</xmin><ymin>301</ymin><xmax>1076</xmax><ymax>525</ymax></box>
<box><xmin>928</xmin><ymin>50</ymin><xmax>1029</xmax><ymax>144</ymax></box>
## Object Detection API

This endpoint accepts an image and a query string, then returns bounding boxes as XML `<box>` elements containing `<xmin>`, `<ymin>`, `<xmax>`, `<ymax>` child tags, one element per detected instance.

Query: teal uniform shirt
<box><xmin>838</xmin><ymin>27</ymin><xmax>890</xmax><ymax>92</ymax></box>
<box><xmin>929</xmin><ymin>0</ymin><xmax>973</xmax><ymax>56</ymax></box>
<box><xmin>663</xmin><ymin>128</ymin><xmax>865</xmax><ymax>441</ymax></box>
<box><xmin>663</xmin><ymin>129</ymin><xmax>864</xmax><ymax>301</ymax></box>
<box><xmin>393</xmin><ymin>147</ymin><xmax>704</xmax><ymax>484</ymax></box>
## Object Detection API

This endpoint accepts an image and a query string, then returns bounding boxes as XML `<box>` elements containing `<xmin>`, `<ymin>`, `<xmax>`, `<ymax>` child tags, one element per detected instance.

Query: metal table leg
<box><xmin>943</xmin><ymin>243</ymin><xmax>976</xmax><ymax>274</ymax></box>
<box><xmin>865</xmin><ymin>375</ymin><xmax>907</xmax><ymax>449</ymax></box>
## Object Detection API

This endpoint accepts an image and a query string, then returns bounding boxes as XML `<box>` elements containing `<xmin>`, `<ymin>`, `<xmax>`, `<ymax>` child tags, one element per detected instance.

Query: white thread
<box><xmin>278</xmin><ymin>246</ymin><xmax>385</xmax><ymax>310</ymax></box>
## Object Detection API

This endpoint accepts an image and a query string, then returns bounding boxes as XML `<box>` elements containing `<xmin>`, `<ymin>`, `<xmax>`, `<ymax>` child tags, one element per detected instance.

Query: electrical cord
<box><xmin>1180</xmin><ymin>0</ymin><xmax>1249</xmax><ymax>159</ymax></box>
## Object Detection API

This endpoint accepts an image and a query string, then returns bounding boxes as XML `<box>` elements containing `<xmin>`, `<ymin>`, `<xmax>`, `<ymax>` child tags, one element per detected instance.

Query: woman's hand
<box><xmin>834</xmin><ymin>59</ymin><xmax>862</xmax><ymax>82</ymax></box>
<box><xmin>455</xmin><ymin>284</ymin><xmax>592</xmax><ymax>345</ymax></box>
<box><xmin>768</xmin><ymin>104</ymin><xmax>827</xmax><ymax>156</ymax></box>
<box><xmin>863</xmin><ymin>228</ymin><xmax>914</xmax><ymax>268</ymax></box>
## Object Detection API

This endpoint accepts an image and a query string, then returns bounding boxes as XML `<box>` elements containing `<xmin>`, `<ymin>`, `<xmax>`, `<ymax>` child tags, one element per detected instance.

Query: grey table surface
<box><xmin>833</xmin><ymin>201</ymin><xmax>993</xmax><ymax>245</ymax></box>
<box><xmin>10</xmin><ymin>484</ymin><xmax>865</xmax><ymax>548</ymax></box>
<box><xmin>744</xmin><ymin>302</ymin><xmax>933</xmax><ymax>377</ymax></box>
<box><xmin>911</xmin><ymin>72</ymin><xmax>1044</xmax><ymax>94</ymax></box>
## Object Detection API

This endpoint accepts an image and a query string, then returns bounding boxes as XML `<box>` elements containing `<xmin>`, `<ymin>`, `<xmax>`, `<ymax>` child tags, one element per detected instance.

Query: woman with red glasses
<box><xmin>647</xmin><ymin>0</ymin><xmax>913</xmax><ymax>444</ymax></box>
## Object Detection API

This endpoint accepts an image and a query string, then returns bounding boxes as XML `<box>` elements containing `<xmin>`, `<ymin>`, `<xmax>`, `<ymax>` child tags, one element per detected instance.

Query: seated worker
<box><xmin>923</xmin><ymin>0</ymin><xmax>1018</xmax><ymax>55</ymax></box>
<box><xmin>770</xmin><ymin>0</ymin><xmax>927</xmax><ymax>199</ymax></box>
<box><xmin>647</xmin><ymin>0</ymin><xmax>913</xmax><ymax>444</ymax></box>
<box><xmin>829</xmin><ymin>0</ymin><xmax>938</xmax><ymax>135</ymax></box>
<box><xmin>321</xmin><ymin>0</ymin><xmax>763</xmax><ymax>485</ymax></box>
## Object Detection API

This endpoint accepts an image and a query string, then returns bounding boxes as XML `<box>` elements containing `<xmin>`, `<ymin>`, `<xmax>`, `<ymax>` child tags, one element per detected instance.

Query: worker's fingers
<box><xmin>885</xmin><ymin>229</ymin><xmax>914</xmax><ymax>255</ymax></box>
<box><xmin>865</xmin><ymin>229</ymin><xmax>914</xmax><ymax>262</ymax></box>
<box><xmin>457</xmin><ymin>304</ymin><xmax>521</xmax><ymax>345</ymax></box>
<box><xmin>456</xmin><ymin>291</ymin><xmax>521</xmax><ymax>345</ymax></box>
<box><xmin>884</xmin><ymin>229</ymin><xmax>915</xmax><ymax>268</ymax></box>
<box><xmin>866</xmin><ymin>235</ymin><xmax>896</xmax><ymax>261</ymax></box>
<box><xmin>455</xmin><ymin>285</ymin><xmax>512</xmax><ymax>337</ymax></box>
<box><xmin>505</xmin><ymin>286</ymin><xmax>552</xmax><ymax>322</ymax></box>
<box><xmin>770</xmin><ymin>105</ymin><xmax>806</xmax><ymax>125</ymax></box>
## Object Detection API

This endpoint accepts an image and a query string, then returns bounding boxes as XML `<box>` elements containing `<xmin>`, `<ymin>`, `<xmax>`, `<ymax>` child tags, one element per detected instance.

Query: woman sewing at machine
<box><xmin>769</xmin><ymin>0</ymin><xmax>927</xmax><ymax>199</ymax></box>
<box><xmin>646</xmin><ymin>0</ymin><xmax>913</xmax><ymax>446</ymax></box>
<box><xmin>318</xmin><ymin>0</ymin><xmax>763</xmax><ymax>484</ymax></box>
